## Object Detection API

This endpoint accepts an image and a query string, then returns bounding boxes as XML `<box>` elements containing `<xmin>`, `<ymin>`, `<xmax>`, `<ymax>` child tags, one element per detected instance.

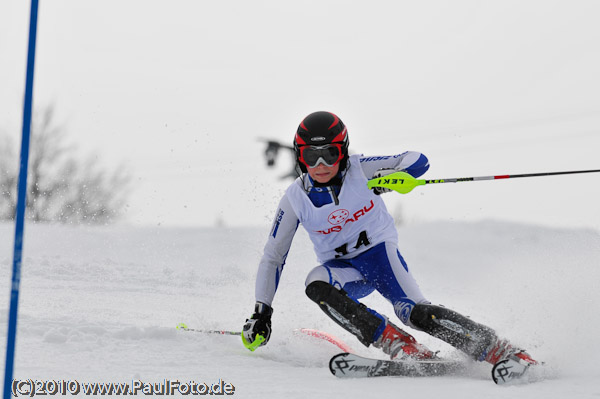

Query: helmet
<box><xmin>294</xmin><ymin>111</ymin><xmax>349</xmax><ymax>173</ymax></box>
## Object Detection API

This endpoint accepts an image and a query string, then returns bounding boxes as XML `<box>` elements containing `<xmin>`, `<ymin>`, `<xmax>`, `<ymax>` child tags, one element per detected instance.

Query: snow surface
<box><xmin>1</xmin><ymin>221</ymin><xmax>599</xmax><ymax>398</ymax></box>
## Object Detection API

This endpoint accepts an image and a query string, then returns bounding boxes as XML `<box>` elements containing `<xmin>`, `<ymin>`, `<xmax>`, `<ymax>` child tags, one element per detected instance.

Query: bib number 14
<box><xmin>334</xmin><ymin>231</ymin><xmax>371</xmax><ymax>258</ymax></box>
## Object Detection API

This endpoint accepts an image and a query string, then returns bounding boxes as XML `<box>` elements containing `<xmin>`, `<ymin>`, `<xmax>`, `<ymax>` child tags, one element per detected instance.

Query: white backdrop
<box><xmin>1</xmin><ymin>1</ymin><xmax>599</xmax><ymax>229</ymax></box>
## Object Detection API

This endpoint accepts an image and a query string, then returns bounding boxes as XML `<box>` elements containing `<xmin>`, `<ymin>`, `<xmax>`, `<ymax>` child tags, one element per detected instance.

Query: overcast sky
<box><xmin>1</xmin><ymin>0</ymin><xmax>599</xmax><ymax>230</ymax></box>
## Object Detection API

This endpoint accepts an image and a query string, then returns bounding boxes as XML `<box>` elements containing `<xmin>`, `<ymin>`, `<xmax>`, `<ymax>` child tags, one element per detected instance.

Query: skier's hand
<box><xmin>242</xmin><ymin>302</ymin><xmax>273</xmax><ymax>351</ymax></box>
<box><xmin>371</xmin><ymin>168</ymin><xmax>397</xmax><ymax>195</ymax></box>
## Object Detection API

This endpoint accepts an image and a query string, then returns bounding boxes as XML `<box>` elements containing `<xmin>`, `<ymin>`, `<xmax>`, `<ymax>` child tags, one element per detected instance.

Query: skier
<box><xmin>242</xmin><ymin>111</ymin><xmax>537</xmax><ymax>367</ymax></box>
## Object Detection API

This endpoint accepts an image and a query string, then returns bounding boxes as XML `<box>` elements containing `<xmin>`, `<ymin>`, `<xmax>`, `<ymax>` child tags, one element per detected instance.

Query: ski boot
<box><xmin>485</xmin><ymin>338</ymin><xmax>540</xmax><ymax>384</ymax></box>
<box><xmin>484</xmin><ymin>338</ymin><xmax>538</xmax><ymax>365</ymax></box>
<box><xmin>373</xmin><ymin>320</ymin><xmax>436</xmax><ymax>360</ymax></box>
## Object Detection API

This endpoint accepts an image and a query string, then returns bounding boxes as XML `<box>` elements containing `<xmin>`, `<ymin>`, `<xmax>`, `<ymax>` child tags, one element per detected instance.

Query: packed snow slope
<box><xmin>1</xmin><ymin>221</ymin><xmax>599</xmax><ymax>398</ymax></box>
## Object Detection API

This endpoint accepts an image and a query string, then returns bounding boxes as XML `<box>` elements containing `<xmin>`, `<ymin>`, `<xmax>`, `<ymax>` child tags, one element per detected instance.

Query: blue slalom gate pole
<box><xmin>3</xmin><ymin>1</ymin><xmax>39</xmax><ymax>398</ymax></box>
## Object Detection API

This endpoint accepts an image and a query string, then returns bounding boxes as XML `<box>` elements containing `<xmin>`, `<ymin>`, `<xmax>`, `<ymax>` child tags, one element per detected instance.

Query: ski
<box><xmin>329</xmin><ymin>352</ymin><xmax>465</xmax><ymax>379</ymax></box>
<box><xmin>491</xmin><ymin>356</ymin><xmax>537</xmax><ymax>385</ymax></box>
<box><xmin>294</xmin><ymin>328</ymin><xmax>353</xmax><ymax>352</ymax></box>
<box><xmin>331</xmin><ymin>352</ymin><xmax>543</xmax><ymax>384</ymax></box>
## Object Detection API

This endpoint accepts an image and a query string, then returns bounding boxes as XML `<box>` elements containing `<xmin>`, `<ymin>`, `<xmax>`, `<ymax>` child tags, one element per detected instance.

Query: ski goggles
<box><xmin>298</xmin><ymin>144</ymin><xmax>344</xmax><ymax>168</ymax></box>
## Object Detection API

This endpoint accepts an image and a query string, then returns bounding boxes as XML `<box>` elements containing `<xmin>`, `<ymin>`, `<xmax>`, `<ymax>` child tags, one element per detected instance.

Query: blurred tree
<box><xmin>260</xmin><ymin>138</ymin><xmax>300</xmax><ymax>180</ymax></box>
<box><xmin>0</xmin><ymin>105</ymin><xmax>132</xmax><ymax>224</ymax></box>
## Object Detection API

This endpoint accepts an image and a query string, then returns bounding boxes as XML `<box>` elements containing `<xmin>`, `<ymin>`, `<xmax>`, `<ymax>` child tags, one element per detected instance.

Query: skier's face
<box><xmin>307</xmin><ymin>162</ymin><xmax>340</xmax><ymax>184</ymax></box>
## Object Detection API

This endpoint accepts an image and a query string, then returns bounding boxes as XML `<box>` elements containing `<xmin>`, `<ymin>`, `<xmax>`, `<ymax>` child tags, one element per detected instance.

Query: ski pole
<box><xmin>176</xmin><ymin>324</ymin><xmax>266</xmax><ymax>351</ymax></box>
<box><xmin>367</xmin><ymin>169</ymin><xmax>600</xmax><ymax>195</ymax></box>
<box><xmin>176</xmin><ymin>323</ymin><xmax>240</xmax><ymax>336</ymax></box>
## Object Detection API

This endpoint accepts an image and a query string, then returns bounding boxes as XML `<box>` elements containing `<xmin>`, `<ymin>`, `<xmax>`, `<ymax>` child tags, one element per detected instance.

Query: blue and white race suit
<box><xmin>255</xmin><ymin>152</ymin><xmax>430</xmax><ymax>327</ymax></box>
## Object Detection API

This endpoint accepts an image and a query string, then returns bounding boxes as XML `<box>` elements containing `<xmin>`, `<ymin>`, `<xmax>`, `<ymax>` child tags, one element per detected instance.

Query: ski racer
<box><xmin>242</xmin><ymin>111</ymin><xmax>537</xmax><ymax>367</ymax></box>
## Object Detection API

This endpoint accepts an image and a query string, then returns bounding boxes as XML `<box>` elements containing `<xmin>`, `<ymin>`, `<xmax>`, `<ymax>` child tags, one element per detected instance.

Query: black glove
<box><xmin>242</xmin><ymin>302</ymin><xmax>273</xmax><ymax>351</ymax></box>
<box><xmin>371</xmin><ymin>168</ymin><xmax>396</xmax><ymax>195</ymax></box>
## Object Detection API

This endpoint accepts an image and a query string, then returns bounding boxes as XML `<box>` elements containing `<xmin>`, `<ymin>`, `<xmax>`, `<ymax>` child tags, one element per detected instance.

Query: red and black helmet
<box><xmin>294</xmin><ymin>111</ymin><xmax>349</xmax><ymax>173</ymax></box>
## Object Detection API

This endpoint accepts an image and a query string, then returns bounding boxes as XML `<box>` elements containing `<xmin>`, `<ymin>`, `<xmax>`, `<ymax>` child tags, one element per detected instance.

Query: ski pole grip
<box><xmin>367</xmin><ymin>171</ymin><xmax>425</xmax><ymax>195</ymax></box>
<box><xmin>242</xmin><ymin>334</ymin><xmax>266</xmax><ymax>351</ymax></box>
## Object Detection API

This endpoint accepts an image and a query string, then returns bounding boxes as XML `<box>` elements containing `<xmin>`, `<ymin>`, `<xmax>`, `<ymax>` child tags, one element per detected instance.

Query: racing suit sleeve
<box><xmin>255</xmin><ymin>193</ymin><xmax>300</xmax><ymax>307</ymax></box>
<box><xmin>359</xmin><ymin>151</ymin><xmax>430</xmax><ymax>179</ymax></box>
